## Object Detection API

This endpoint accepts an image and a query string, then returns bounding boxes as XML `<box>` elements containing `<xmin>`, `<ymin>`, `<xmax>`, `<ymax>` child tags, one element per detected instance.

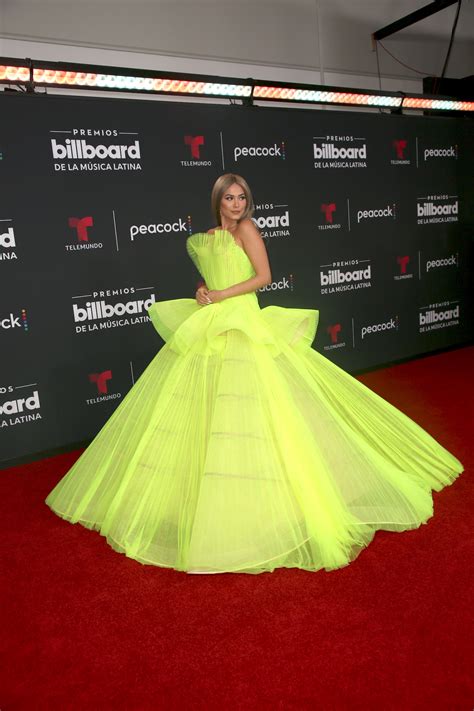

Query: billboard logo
<box><xmin>253</xmin><ymin>203</ymin><xmax>291</xmax><ymax>238</ymax></box>
<box><xmin>73</xmin><ymin>287</ymin><xmax>155</xmax><ymax>334</ymax></box>
<box><xmin>0</xmin><ymin>225</ymin><xmax>16</xmax><ymax>247</ymax></box>
<box><xmin>320</xmin><ymin>260</ymin><xmax>371</xmax><ymax>294</ymax></box>
<box><xmin>417</xmin><ymin>195</ymin><xmax>458</xmax><ymax>225</ymax></box>
<box><xmin>419</xmin><ymin>301</ymin><xmax>460</xmax><ymax>333</ymax></box>
<box><xmin>0</xmin><ymin>222</ymin><xmax>17</xmax><ymax>261</ymax></box>
<box><xmin>0</xmin><ymin>387</ymin><xmax>42</xmax><ymax>427</ymax></box>
<box><xmin>51</xmin><ymin>138</ymin><xmax>140</xmax><ymax>160</ymax></box>
<box><xmin>50</xmin><ymin>128</ymin><xmax>142</xmax><ymax>173</ymax></box>
<box><xmin>313</xmin><ymin>136</ymin><xmax>367</xmax><ymax>169</ymax></box>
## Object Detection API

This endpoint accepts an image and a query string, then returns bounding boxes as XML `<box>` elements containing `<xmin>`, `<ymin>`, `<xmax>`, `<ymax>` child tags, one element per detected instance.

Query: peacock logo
<box><xmin>419</xmin><ymin>302</ymin><xmax>460</xmax><ymax>333</ymax></box>
<box><xmin>233</xmin><ymin>141</ymin><xmax>285</xmax><ymax>162</ymax></box>
<box><xmin>258</xmin><ymin>274</ymin><xmax>293</xmax><ymax>292</ymax></box>
<box><xmin>0</xmin><ymin>308</ymin><xmax>28</xmax><ymax>331</ymax></box>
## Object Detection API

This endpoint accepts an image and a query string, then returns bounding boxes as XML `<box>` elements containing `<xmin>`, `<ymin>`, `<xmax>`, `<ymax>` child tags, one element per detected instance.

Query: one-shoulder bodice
<box><xmin>186</xmin><ymin>230</ymin><xmax>256</xmax><ymax>293</ymax></box>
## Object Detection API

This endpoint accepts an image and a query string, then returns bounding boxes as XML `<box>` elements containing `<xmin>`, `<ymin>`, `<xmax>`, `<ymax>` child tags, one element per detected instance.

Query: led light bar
<box><xmin>31</xmin><ymin>69</ymin><xmax>251</xmax><ymax>97</ymax></box>
<box><xmin>1</xmin><ymin>58</ymin><xmax>472</xmax><ymax>112</ymax></box>
<box><xmin>254</xmin><ymin>84</ymin><xmax>402</xmax><ymax>108</ymax></box>
<box><xmin>0</xmin><ymin>64</ymin><xmax>30</xmax><ymax>82</ymax></box>
<box><xmin>402</xmin><ymin>96</ymin><xmax>474</xmax><ymax>111</ymax></box>
<box><xmin>0</xmin><ymin>60</ymin><xmax>252</xmax><ymax>98</ymax></box>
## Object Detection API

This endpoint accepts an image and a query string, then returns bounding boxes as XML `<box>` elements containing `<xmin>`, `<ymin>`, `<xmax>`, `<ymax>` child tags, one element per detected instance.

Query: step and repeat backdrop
<box><xmin>0</xmin><ymin>92</ymin><xmax>472</xmax><ymax>462</ymax></box>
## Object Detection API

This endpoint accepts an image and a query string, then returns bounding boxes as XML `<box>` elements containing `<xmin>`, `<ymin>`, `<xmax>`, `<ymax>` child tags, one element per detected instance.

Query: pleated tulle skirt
<box><xmin>45</xmin><ymin>300</ymin><xmax>463</xmax><ymax>574</ymax></box>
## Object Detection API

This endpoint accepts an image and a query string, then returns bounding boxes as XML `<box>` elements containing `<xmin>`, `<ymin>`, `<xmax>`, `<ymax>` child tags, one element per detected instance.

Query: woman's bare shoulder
<box><xmin>235</xmin><ymin>218</ymin><xmax>261</xmax><ymax>241</ymax></box>
<box><xmin>207</xmin><ymin>226</ymin><xmax>219</xmax><ymax>234</ymax></box>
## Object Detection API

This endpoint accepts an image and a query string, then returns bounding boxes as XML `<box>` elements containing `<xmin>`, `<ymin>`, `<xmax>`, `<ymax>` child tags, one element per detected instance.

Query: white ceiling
<box><xmin>0</xmin><ymin>0</ymin><xmax>473</xmax><ymax>79</ymax></box>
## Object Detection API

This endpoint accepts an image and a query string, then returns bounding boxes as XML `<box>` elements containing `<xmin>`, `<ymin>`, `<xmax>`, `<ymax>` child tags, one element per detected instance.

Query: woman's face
<box><xmin>220</xmin><ymin>182</ymin><xmax>247</xmax><ymax>223</ymax></box>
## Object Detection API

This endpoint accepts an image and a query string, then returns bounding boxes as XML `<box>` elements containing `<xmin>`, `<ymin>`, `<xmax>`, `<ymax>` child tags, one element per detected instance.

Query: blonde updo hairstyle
<box><xmin>211</xmin><ymin>173</ymin><xmax>255</xmax><ymax>227</ymax></box>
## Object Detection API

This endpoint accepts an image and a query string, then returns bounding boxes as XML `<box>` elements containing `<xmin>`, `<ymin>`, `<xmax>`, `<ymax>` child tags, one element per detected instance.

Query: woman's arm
<box><xmin>208</xmin><ymin>220</ymin><xmax>272</xmax><ymax>302</ymax></box>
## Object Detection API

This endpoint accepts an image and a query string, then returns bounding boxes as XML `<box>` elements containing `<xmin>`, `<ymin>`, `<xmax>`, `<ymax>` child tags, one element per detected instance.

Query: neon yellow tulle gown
<box><xmin>46</xmin><ymin>229</ymin><xmax>464</xmax><ymax>574</ymax></box>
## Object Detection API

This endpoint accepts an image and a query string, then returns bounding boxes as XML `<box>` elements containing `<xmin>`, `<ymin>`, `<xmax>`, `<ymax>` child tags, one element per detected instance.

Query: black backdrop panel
<box><xmin>0</xmin><ymin>93</ymin><xmax>472</xmax><ymax>462</ymax></box>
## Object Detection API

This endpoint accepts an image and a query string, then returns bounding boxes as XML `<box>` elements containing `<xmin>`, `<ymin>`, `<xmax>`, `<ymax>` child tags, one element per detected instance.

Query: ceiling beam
<box><xmin>372</xmin><ymin>0</ymin><xmax>458</xmax><ymax>42</ymax></box>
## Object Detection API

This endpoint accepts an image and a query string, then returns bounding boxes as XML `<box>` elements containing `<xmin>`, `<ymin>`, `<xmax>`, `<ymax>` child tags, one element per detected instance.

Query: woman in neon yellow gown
<box><xmin>46</xmin><ymin>173</ymin><xmax>464</xmax><ymax>574</ymax></box>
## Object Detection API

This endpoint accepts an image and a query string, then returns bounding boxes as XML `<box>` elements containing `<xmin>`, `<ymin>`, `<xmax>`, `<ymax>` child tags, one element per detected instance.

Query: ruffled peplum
<box><xmin>148</xmin><ymin>297</ymin><xmax>319</xmax><ymax>357</ymax></box>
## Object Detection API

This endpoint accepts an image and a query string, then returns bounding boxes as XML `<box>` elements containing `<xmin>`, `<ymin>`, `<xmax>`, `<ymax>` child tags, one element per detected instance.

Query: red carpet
<box><xmin>1</xmin><ymin>347</ymin><xmax>473</xmax><ymax>710</ymax></box>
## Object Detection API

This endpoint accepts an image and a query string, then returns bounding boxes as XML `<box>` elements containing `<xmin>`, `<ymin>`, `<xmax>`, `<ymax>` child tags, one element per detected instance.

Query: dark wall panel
<box><xmin>0</xmin><ymin>93</ymin><xmax>472</xmax><ymax>462</ymax></box>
